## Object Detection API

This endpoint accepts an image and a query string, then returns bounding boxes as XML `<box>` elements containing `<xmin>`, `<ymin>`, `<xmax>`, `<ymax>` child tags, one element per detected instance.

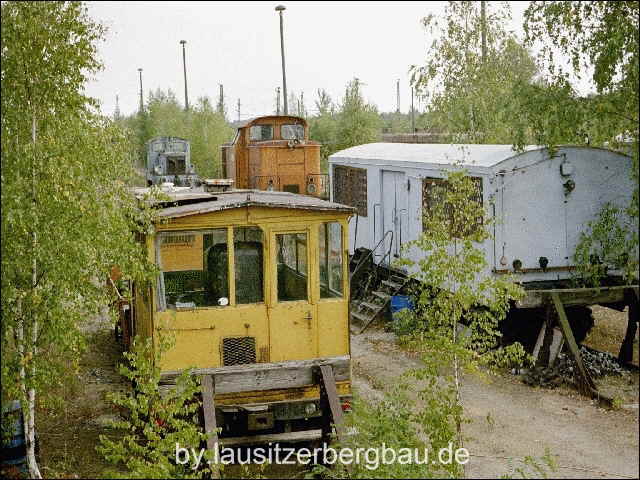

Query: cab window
<box><xmin>281</xmin><ymin>124</ymin><xmax>304</xmax><ymax>140</ymax></box>
<box><xmin>249</xmin><ymin>125</ymin><xmax>273</xmax><ymax>141</ymax></box>
<box><xmin>319</xmin><ymin>222</ymin><xmax>344</xmax><ymax>298</ymax></box>
<box><xmin>234</xmin><ymin>227</ymin><xmax>264</xmax><ymax>304</ymax></box>
<box><xmin>158</xmin><ymin>230</ymin><xmax>229</xmax><ymax>309</ymax></box>
<box><xmin>276</xmin><ymin>233</ymin><xmax>308</xmax><ymax>302</ymax></box>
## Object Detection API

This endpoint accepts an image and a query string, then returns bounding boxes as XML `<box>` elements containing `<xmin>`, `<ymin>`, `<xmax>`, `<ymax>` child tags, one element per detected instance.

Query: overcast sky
<box><xmin>85</xmin><ymin>1</ymin><xmax>532</xmax><ymax>119</ymax></box>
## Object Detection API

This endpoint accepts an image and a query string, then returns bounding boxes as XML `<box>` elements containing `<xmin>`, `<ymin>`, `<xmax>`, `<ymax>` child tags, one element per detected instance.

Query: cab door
<box><xmin>268</xmin><ymin>229</ymin><xmax>317</xmax><ymax>361</ymax></box>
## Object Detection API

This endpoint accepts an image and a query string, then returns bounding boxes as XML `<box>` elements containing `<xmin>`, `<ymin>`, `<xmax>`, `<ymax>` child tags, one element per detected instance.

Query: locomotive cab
<box><xmin>221</xmin><ymin>115</ymin><xmax>328</xmax><ymax>198</ymax></box>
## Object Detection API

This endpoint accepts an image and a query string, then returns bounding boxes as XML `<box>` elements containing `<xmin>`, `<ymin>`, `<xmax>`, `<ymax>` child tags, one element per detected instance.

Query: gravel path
<box><xmin>350</xmin><ymin>328</ymin><xmax>640</xmax><ymax>479</ymax></box>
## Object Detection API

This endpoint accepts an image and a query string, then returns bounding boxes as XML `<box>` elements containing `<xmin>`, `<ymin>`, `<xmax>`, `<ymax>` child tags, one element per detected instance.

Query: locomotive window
<box><xmin>158</xmin><ymin>229</ymin><xmax>229</xmax><ymax>309</ymax></box>
<box><xmin>170</xmin><ymin>142</ymin><xmax>186</xmax><ymax>152</ymax></box>
<box><xmin>153</xmin><ymin>142</ymin><xmax>164</xmax><ymax>152</ymax></box>
<box><xmin>281</xmin><ymin>124</ymin><xmax>304</xmax><ymax>140</ymax></box>
<box><xmin>166</xmin><ymin>155</ymin><xmax>186</xmax><ymax>175</ymax></box>
<box><xmin>319</xmin><ymin>222</ymin><xmax>343</xmax><ymax>299</ymax></box>
<box><xmin>276</xmin><ymin>233</ymin><xmax>308</xmax><ymax>302</ymax></box>
<box><xmin>233</xmin><ymin>227</ymin><xmax>264</xmax><ymax>304</ymax></box>
<box><xmin>249</xmin><ymin>125</ymin><xmax>273</xmax><ymax>141</ymax></box>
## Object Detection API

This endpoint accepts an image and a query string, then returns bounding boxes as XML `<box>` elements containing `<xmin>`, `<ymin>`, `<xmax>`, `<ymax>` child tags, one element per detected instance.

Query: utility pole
<box><xmin>396</xmin><ymin>79</ymin><xmax>400</xmax><ymax>113</ymax></box>
<box><xmin>481</xmin><ymin>1</ymin><xmax>487</xmax><ymax>62</ymax></box>
<box><xmin>276</xmin><ymin>87</ymin><xmax>281</xmax><ymax>115</ymax></box>
<box><xmin>411</xmin><ymin>86</ymin><xmax>415</xmax><ymax>132</ymax></box>
<box><xmin>217</xmin><ymin>84</ymin><xmax>225</xmax><ymax>116</ymax></box>
<box><xmin>180</xmin><ymin>40</ymin><xmax>189</xmax><ymax>110</ymax></box>
<box><xmin>275</xmin><ymin>5</ymin><xmax>288</xmax><ymax>115</ymax></box>
<box><xmin>237</xmin><ymin>98</ymin><xmax>241</xmax><ymax>121</ymax></box>
<box><xmin>137</xmin><ymin>68</ymin><xmax>144</xmax><ymax>113</ymax></box>
<box><xmin>300</xmin><ymin>91</ymin><xmax>304</xmax><ymax>117</ymax></box>
<box><xmin>114</xmin><ymin>94</ymin><xmax>121</xmax><ymax>121</ymax></box>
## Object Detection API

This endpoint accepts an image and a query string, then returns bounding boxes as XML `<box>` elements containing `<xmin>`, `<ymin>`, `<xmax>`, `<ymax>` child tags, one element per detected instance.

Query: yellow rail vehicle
<box><xmin>221</xmin><ymin>115</ymin><xmax>328</xmax><ymax>198</ymax></box>
<box><xmin>131</xmin><ymin>189</ymin><xmax>353</xmax><ymax>441</ymax></box>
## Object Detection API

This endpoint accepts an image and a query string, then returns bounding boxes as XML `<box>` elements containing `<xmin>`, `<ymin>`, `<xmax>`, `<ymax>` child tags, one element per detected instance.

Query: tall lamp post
<box><xmin>275</xmin><ymin>5</ymin><xmax>288</xmax><ymax>115</ymax></box>
<box><xmin>137</xmin><ymin>68</ymin><xmax>144</xmax><ymax>113</ymax></box>
<box><xmin>180</xmin><ymin>39</ymin><xmax>189</xmax><ymax>110</ymax></box>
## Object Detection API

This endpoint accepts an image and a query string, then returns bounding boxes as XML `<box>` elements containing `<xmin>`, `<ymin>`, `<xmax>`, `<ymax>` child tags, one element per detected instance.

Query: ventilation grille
<box><xmin>222</xmin><ymin>337</ymin><xmax>256</xmax><ymax>366</ymax></box>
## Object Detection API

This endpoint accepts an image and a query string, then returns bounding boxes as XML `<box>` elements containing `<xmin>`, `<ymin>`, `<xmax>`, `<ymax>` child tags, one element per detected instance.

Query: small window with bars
<box><xmin>422</xmin><ymin>176</ymin><xmax>484</xmax><ymax>237</ymax></box>
<box><xmin>332</xmin><ymin>165</ymin><xmax>367</xmax><ymax>217</ymax></box>
<box><xmin>221</xmin><ymin>337</ymin><xmax>257</xmax><ymax>366</ymax></box>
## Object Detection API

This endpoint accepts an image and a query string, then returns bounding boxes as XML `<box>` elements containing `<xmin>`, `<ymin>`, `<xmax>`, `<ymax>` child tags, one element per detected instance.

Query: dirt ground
<box><xmin>36</xmin><ymin>307</ymin><xmax>638</xmax><ymax>478</ymax></box>
<box><xmin>351</xmin><ymin>305</ymin><xmax>639</xmax><ymax>479</ymax></box>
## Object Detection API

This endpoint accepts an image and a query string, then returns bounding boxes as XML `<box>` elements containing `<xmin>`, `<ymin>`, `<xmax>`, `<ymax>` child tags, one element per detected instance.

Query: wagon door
<box><xmin>379</xmin><ymin>170</ymin><xmax>407</xmax><ymax>263</ymax></box>
<box><xmin>268</xmin><ymin>230</ymin><xmax>317</xmax><ymax>361</ymax></box>
<box><xmin>498</xmin><ymin>165</ymin><xmax>568</xmax><ymax>272</ymax></box>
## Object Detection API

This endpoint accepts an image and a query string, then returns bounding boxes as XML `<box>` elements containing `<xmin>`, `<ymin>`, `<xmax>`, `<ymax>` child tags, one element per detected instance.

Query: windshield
<box><xmin>281</xmin><ymin>124</ymin><xmax>304</xmax><ymax>140</ymax></box>
<box><xmin>249</xmin><ymin>125</ymin><xmax>273</xmax><ymax>141</ymax></box>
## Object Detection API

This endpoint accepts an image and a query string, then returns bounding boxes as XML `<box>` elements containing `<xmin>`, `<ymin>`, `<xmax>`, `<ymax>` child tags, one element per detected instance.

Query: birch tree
<box><xmin>1</xmin><ymin>2</ymin><xmax>155</xmax><ymax>476</ymax></box>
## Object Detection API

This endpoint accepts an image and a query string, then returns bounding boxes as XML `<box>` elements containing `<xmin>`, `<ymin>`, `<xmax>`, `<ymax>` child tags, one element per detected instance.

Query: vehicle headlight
<box><xmin>307</xmin><ymin>183</ymin><xmax>316</xmax><ymax>194</ymax></box>
<box><xmin>154</xmin><ymin>165</ymin><xmax>162</xmax><ymax>175</ymax></box>
<box><xmin>304</xmin><ymin>403</ymin><xmax>316</xmax><ymax>415</ymax></box>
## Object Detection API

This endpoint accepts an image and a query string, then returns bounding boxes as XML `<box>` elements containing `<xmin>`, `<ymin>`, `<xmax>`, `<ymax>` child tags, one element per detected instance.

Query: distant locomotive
<box><xmin>145</xmin><ymin>136</ymin><xmax>200</xmax><ymax>187</ymax></box>
<box><xmin>221</xmin><ymin>115</ymin><xmax>328</xmax><ymax>198</ymax></box>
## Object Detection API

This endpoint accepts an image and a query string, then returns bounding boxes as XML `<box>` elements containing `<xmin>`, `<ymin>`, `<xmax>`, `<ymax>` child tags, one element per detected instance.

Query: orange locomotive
<box><xmin>221</xmin><ymin>115</ymin><xmax>328</xmax><ymax>198</ymax></box>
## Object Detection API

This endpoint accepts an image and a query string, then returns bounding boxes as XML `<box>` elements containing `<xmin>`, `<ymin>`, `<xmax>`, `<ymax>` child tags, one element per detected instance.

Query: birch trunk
<box><xmin>26</xmin><ymin>113</ymin><xmax>42</xmax><ymax>479</ymax></box>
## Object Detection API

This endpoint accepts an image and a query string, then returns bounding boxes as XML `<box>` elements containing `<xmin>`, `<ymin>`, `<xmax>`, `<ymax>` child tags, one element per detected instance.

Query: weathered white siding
<box><xmin>330</xmin><ymin>143</ymin><xmax>636</xmax><ymax>284</ymax></box>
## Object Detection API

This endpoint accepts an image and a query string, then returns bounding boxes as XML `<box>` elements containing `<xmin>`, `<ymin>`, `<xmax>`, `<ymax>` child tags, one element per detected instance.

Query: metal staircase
<box><xmin>349</xmin><ymin>231</ymin><xmax>409</xmax><ymax>334</ymax></box>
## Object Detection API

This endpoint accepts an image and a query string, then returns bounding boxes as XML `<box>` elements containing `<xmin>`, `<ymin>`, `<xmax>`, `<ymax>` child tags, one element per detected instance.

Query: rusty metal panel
<box><xmin>332</xmin><ymin>165</ymin><xmax>367</xmax><ymax>217</ymax></box>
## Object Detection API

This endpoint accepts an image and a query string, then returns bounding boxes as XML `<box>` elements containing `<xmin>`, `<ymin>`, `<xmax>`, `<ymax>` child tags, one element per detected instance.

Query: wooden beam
<box><xmin>550</xmin><ymin>293</ymin><xmax>597</xmax><ymax>395</ymax></box>
<box><xmin>315</xmin><ymin>365</ymin><xmax>345</xmax><ymax>442</ymax></box>
<box><xmin>200</xmin><ymin>374</ymin><xmax>220</xmax><ymax>479</ymax></box>
<box><xmin>517</xmin><ymin>285</ymin><xmax>631</xmax><ymax>309</ymax></box>
<box><xmin>218</xmin><ymin>429</ymin><xmax>322</xmax><ymax>447</ymax></box>
<box><xmin>160</xmin><ymin>356</ymin><xmax>350</xmax><ymax>394</ymax></box>
<box><xmin>618</xmin><ymin>289</ymin><xmax>639</xmax><ymax>364</ymax></box>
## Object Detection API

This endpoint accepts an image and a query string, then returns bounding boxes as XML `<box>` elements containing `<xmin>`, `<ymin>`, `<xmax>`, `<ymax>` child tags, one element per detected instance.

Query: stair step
<box><xmin>371</xmin><ymin>291</ymin><xmax>390</xmax><ymax>300</ymax></box>
<box><xmin>359</xmin><ymin>301</ymin><xmax>383</xmax><ymax>311</ymax></box>
<box><xmin>381</xmin><ymin>279</ymin><xmax>403</xmax><ymax>290</ymax></box>
<box><xmin>351</xmin><ymin>311</ymin><xmax>372</xmax><ymax>324</ymax></box>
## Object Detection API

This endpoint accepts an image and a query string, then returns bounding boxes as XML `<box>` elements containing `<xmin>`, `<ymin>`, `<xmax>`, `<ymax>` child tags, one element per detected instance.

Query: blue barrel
<box><xmin>390</xmin><ymin>295</ymin><xmax>413</xmax><ymax>316</ymax></box>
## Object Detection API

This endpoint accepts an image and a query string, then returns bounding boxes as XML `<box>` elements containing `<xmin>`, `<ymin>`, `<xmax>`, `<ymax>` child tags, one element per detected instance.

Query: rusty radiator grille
<box><xmin>333</xmin><ymin>165</ymin><xmax>367</xmax><ymax>217</ymax></box>
<box><xmin>221</xmin><ymin>337</ymin><xmax>256</xmax><ymax>366</ymax></box>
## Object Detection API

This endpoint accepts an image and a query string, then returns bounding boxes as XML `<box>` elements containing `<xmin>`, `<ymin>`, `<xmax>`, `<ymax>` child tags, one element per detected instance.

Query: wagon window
<box><xmin>249</xmin><ymin>124</ymin><xmax>274</xmax><ymax>141</ymax></box>
<box><xmin>333</xmin><ymin>165</ymin><xmax>367</xmax><ymax>217</ymax></box>
<box><xmin>158</xmin><ymin>229</ymin><xmax>229</xmax><ymax>309</ymax></box>
<box><xmin>276</xmin><ymin>233</ymin><xmax>308</xmax><ymax>302</ymax></box>
<box><xmin>233</xmin><ymin>227</ymin><xmax>264</xmax><ymax>304</ymax></box>
<box><xmin>281</xmin><ymin>124</ymin><xmax>304</xmax><ymax>140</ymax></box>
<box><xmin>319</xmin><ymin>222</ymin><xmax>343</xmax><ymax>298</ymax></box>
<box><xmin>422</xmin><ymin>176</ymin><xmax>483</xmax><ymax>237</ymax></box>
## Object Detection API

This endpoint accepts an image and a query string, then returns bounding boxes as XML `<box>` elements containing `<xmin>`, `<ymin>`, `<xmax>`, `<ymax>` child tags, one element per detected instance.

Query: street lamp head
<box><xmin>180</xmin><ymin>39</ymin><xmax>187</xmax><ymax>45</ymax></box>
<box><xmin>275</xmin><ymin>5</ymin><xmax>286</xmax><ymax>12</ymax></box>
<box><xmin>138</xmin><ymin>68</ymin><xmax>143</xmax><ymax>73</ymax></box>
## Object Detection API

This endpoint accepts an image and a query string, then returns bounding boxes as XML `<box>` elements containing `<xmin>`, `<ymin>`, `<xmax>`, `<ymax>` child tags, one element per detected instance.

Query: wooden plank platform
<box><xmin>160</xmin><ymin>356</ymin><xmax>350</xmax><ymax>394</ymax></box>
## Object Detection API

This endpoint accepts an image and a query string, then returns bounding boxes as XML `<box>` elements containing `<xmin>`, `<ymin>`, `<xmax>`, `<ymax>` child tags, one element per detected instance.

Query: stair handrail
<box><xmin>350</xmin><ymin>230</ymin><xmax>394</xmax><ymax>282</ymax></box>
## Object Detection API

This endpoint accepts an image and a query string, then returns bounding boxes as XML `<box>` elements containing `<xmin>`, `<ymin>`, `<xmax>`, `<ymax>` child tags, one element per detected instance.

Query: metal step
<box><xmin>371</xmin><ymin>291</ymin><xmax>390</xmax><ymax>301</ymax></box>
<box><xmin>381</xmin><ymin>279</ymin><xmax>403</xmax><ymax>290</ymax></box>
<box><xmin>359</xmin><ymin>301</ymin><xmax>383</xmax><ymax>311</ymax></box>
<box><xmin>351</xmin><ymin>310</ymin><xmax>371</xmax><ymax>324</ymax></box>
